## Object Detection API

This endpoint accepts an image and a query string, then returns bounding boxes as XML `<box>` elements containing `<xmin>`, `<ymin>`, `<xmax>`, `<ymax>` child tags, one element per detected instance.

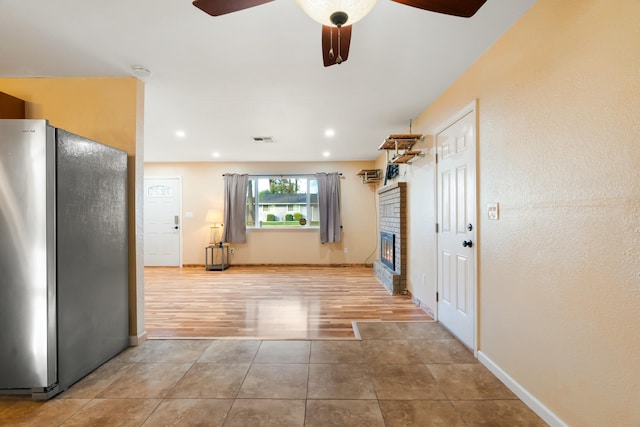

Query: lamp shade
<box><xmin>205</xmin><ymin>209</ymin><xmax>223</xmax><ymax>225</ymax></box>
<box><xmin>295</xmin><ymin>0</ymin><xmax>378</xmax><ymax>26</ymax></box>
<box><xmin>205</xmin><ymin>209</ymin><xmax>224</xmax><ymax>244</ymax></box>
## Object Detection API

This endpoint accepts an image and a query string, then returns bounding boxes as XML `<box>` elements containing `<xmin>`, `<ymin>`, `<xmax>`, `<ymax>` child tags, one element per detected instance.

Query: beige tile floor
<box><xmin>0</xmin><ymin>322</ymin><xmax>548</xmax><ymax>426</ymax></box>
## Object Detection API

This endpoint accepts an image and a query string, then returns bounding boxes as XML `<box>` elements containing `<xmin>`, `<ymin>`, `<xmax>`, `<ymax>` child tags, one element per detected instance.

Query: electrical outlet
<box><xmin>343</xmin><ymin>247</ymin><xmax>349</xmax><ymax>253</ymax></box>
<box><xmin>230</xmin><ymin>248</ymin><xmax>235</xmax><ymax>254</ymax></box>
<box><xmin>487</xmin><ymin>203</ymin><xmax>499</xmax><ymax>220</ymax></box>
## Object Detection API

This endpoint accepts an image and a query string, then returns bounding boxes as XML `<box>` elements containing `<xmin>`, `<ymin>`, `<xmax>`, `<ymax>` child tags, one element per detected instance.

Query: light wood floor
<box><xmin>144</xmin><ymin>265</ymin><xmax>432</xmax><ymax>339</ymax></box>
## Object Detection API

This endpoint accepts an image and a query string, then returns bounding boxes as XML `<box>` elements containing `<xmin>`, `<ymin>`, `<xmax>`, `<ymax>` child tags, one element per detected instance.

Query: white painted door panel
<box><xmin>437</xmin><ymin>108</ymin><xmax>476</xmax><ymax>349</ymax></box>
<box><xmin>144</xmin><ymin>177</ymin><xmax>181</xmax><ymax>266</ymax></box>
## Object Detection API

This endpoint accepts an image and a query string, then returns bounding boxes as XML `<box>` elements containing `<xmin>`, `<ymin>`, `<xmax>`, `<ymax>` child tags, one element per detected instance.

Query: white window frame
<box><xmin>246</xmin><ymin>175</ymin><xmax>319</xmax><ymax>229</ymax></box>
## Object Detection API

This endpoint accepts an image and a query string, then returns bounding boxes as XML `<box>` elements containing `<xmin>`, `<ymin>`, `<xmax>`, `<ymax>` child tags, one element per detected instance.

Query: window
<box><xmin>147</xmin><ymin>185</ymin><xmax>172</xmax><ymax>197</ymax></box>
<box><xmin>246</xmin><ymin>176</ymin><xmax>319</xmax><ymax>228</ymax></box>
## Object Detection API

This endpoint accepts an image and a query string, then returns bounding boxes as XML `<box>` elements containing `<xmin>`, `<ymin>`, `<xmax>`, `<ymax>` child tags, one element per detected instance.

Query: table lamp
<box><xmin>205</xmin><ymin>209</ymin><xmax>224</xmax><ymax>245</ymax></box>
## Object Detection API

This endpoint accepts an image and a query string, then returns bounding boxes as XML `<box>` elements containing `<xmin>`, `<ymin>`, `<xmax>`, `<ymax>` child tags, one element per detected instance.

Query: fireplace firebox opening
<box><xmin>380</xmin><ymin>232</ymin><xmax>395</xmax><ymax>271</ymax></box>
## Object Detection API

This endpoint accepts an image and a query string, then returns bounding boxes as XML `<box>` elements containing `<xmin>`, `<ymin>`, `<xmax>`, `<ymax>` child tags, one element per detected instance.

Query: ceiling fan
<box><xmin>192</xmin><ymin>0</ymin><xmax>487</xmax><ymax>67</ymax></box>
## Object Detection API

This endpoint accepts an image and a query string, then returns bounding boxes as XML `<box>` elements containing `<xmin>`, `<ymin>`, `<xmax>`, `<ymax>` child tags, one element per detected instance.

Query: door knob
<box><xmin>174</xmin><ymin>226</ymin><xmax>179</xmax><ymax>230</ymax></box>
<box><xmin>462</xmin><ymin>240</ymin><xmax>473</xmax><ymax>248</ymax></box>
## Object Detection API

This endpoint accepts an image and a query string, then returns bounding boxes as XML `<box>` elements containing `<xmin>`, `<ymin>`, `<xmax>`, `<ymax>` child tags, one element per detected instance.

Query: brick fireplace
<box><xmin>374</xmin><ymin>181</ymin><xmax>407</xmax><ymax>294</ymax></box>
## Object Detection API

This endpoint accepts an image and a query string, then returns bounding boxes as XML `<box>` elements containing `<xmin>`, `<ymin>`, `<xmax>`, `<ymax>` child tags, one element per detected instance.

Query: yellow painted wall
<box><xmin>0</xmin><ymin>78</ymin><xmax>139</xmax><ymax>153</ymax></box>
<box><xmin>379</xmin><ymin>0</ymin><xmax>640</xmax><ymax>424</ymax></box>
<box><xmin>0</xmin><ymin>77</ymin><xmax>145</xmax><ymax>339</ymax></box>
<box><xmin>144</xmin><ymin>161</ymin><xmax>379</xmax><ymax>265</ymax></box>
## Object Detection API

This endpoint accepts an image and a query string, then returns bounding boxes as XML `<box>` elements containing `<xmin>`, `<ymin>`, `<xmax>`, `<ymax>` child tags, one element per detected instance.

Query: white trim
<box><xmin>247</xmin><ymin>227</ymin><xmax>319</xmax><ymax>231</ymax></box>
<box><xmin>478</xmin><ymin>351</ymin><xmax>569</xmax><ymax>427</ymax></box>
<box><xmin>433</xmin><ymin>99</ymin><xmax>478</xmax><ymax>135</ymax></box>
<box><xmin>410</xmin><ymin>293</ymin><xmax>435</xmax><ymax>318</ymax></box>
<box><xmin>431</xmin><ymin>137</ymin><xmax>439</xmax><ymax>324</ymax></box>
<box><xmin>351</xmin><ymin>321</ymin><xmax>362</xmax><ymax>340</ymax></box>
<box><xmin>177</xmin><ymin>176</ymin><xmax>183</xmax><ymax>266</ymax></box>
<box><xmin>129</xmin><ymin>330</ymin><xmax>148</xmax><ymax>346</ymax></box>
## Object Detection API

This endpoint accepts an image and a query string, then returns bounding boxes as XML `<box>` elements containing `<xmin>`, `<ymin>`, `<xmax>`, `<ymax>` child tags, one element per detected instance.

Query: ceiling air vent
<box><xmin>251</xmin><ymin>136</ymin><xmax>276</xmax><ymax>143</ymax></box>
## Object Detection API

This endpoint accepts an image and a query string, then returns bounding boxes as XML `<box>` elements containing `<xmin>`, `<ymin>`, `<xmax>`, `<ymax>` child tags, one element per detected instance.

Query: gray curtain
<box><xmin>316</xmin><ymin>172</ymin><xmax>341</xmax><ymax>243</ymax></box>
<box><xmin>222</xmin><ymin>173</ymin><xmax>248</xmax><ymax>244</ymax></box>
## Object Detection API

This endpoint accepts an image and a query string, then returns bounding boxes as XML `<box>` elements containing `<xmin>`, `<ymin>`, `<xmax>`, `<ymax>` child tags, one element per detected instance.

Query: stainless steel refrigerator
<box><xmin>0</xmin><ymin>119</ymin><xmax>129</xmax><ymax>399</ymax></box>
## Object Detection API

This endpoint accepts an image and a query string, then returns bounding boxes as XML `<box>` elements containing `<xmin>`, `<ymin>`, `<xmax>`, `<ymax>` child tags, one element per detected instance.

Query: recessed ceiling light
<box><xmin>322</xmin><ymin>151</ymin><xmax>330</xmax><ymax>157</ymax></box>
<box><xmin>324</xmin><ymin>129</ymin><xmax>335</xmax><ymax>138</ymax></box>
<box><xmin>212</xmin><ymin>152</ymin><xmax>220</xmax><ymax>158</ymax></box>
<box><xmin>176</xmin><ymin>130</ymin><xmax>186</xmax><ymax>138</ymax></box>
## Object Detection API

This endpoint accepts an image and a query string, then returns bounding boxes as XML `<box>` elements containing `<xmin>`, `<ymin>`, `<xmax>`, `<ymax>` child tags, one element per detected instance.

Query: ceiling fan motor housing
<box><xmin>330</xmin><ymin>11</ymin><xmax>349</xmax><ymax>27</ymax></box>
<box><xmin>193</xmin><ymin>0</ymin><xmax>489</xmax><ymax>67</ymax></box>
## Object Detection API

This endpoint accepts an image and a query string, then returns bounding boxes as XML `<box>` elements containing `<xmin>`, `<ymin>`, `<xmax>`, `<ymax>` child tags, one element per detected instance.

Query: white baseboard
<box><xmin>477</xmin><ymin>351</ymin><xmax>568</xmax><ymax>427</ymax></box>
<box><xmin>129</xmin><ymin>330</ymin><xmax>148</xmax><ymax>346</ymax></box>
<box><xmin>409</xmin><ymin>293</ymin><xmax>435</xmax><ymax>318</ymax></box>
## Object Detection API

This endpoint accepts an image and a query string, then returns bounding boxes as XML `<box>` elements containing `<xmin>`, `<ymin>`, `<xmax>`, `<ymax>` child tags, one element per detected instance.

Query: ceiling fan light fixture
<box><xmin>295</xmin><ymin>0</ymin><xmax>378</xmax><ymax>26</ymax></box>
<box><xmin>330</xmin><ymin>11</ymin><xmax>349</xmax><ymax>27</ymax></box>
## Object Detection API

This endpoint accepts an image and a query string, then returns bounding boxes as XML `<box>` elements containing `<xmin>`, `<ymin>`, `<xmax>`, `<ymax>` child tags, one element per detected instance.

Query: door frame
<box><xmin>433</xmin><ymin>99</ymin><xmax>479</xmax><ymax>354</ymax></box>
<box><xmin>143</xmin><ymin>175</ymin><xmax>183</xmax><ymax>267</ymax></box>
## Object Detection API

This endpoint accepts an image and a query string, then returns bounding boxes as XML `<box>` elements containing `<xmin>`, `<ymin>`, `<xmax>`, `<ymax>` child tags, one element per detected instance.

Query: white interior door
<box><xmin>144</xmin><ymin>177</ymin><xmax>181</xmax><ymax>266</ymax></box>
<box><xmin>436</xmin><ymin>105</ymin><xmax>477</xmax><ymax>349</ymax></box>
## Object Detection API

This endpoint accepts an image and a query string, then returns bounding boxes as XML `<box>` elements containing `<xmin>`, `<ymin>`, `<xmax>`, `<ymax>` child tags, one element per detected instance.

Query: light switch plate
<box><xmin>185</xmin><ymin>211</ymin><xmax>194</xmax><ymax>218</ymax></box>
<box><xmin>487</xmin><ymin>203</ymin><xmax>499</xmax><ymax>220</ymax></box>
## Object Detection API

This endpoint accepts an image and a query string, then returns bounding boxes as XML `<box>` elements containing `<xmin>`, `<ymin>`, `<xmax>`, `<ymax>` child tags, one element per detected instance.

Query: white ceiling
<box><xmin>0</xmin><ymin>0</ymin><xmax>535</xmax><ymax>162</ymax></box>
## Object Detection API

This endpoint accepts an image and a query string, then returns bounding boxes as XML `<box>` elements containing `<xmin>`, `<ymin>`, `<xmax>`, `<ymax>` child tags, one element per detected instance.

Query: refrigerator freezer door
<box><xmin>55</xmin><ymin>128</ymin><xmax>129</xmax><ymax>391</ymax></box>
<box><xmin>0</xmin><ymin>119</ymin><xmax>57</xmax><ymax>390</ymax></box>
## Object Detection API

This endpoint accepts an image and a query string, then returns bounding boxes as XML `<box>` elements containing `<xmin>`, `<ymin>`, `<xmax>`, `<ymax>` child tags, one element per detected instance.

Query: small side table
<box><xmin>205</xmin><ymin>243</ymin><xmax>230</xmax><ymax>271</ymax></box>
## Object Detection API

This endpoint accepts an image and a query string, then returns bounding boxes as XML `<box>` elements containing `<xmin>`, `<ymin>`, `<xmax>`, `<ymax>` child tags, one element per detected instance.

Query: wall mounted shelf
<box><xmin>378</xmin><ymin>134</ymin><xmax>423</xmax><ymax>150</ymax></box>
<box><xmin>357</xmin><ymin>169</ymin><xmax>382</xmax><ymax>184</ymax></box>
<box><xmin>389</xmin><ymin>150</ymin><xmax>424</xmax><ymax>164</ymax></box>
<box><xmin>379</xmin><ymin>134</ymin><xmax>425</xmax><ymax>164</ymax></box>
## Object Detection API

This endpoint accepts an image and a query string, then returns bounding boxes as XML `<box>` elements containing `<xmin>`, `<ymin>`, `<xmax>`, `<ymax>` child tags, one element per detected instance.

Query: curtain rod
<box><xmin>222</xmin><ymin>173</ymin><xmax>342</xmax><ymax>177</ymax></box>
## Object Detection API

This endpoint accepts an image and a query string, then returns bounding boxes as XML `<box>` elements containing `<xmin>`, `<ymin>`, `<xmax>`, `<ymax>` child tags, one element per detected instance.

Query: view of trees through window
<box><xmin>246</xmin><ymin>177</ymin><xmax>319</xmax><ymax>228</ymax></box>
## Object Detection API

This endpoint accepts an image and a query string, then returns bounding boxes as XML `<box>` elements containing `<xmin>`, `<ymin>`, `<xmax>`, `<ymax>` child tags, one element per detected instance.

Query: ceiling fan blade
<box><xmin>322</xmin><ymin>25</ymin><xmax>352</xmax><ymax>67</ymax></box>
<box><xmin>391</xmin><ymin>0</ymin><xmax>487</xmax><ymax>18</ymax></box>
<box><xmin>192</xmin><ymin>0</ymin><xmax>274</xmax><ymax>16</ymax></box>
